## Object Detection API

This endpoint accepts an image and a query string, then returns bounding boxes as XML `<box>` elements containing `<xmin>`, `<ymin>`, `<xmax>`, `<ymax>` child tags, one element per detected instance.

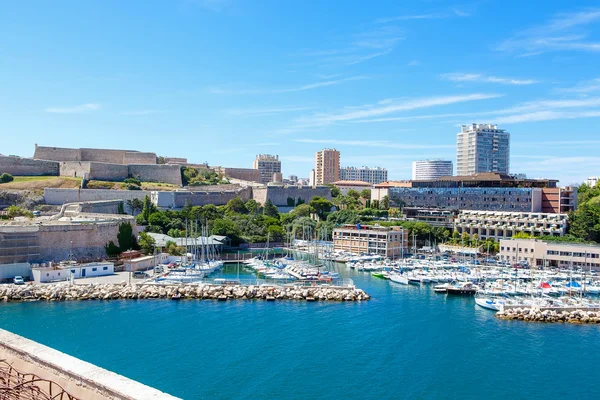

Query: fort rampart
<box><xmin>0</xmin><ymin>156</ymin><xmax>59</xmax><ymax>176</ymax></box>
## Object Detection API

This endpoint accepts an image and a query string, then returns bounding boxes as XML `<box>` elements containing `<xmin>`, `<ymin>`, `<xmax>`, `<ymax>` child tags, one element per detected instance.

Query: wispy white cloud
<box><xmin>295</xmin><ymin>138</ymin><xmax>454</xmax><ymax>150</ymax></box>
<box><xmin>120</xmin><ymin>110</ymin><xmax>162</xmax><ymax>116</ymax></box>
<box><xmin>497</xmin><ymin>9</ymin><xmax>600</xmax><ymax>55</ymax></box>
<box><xmin>407</xmin><ymin>60</ymin><xmax>420</xmax><ymax>67</ymax></box>
<box><xmin>377</xmin><ymin>8</ymin><xmax>471</xmax><ymax>24</ymax></box>
<box><xmin>208</xmin><ymin>76</ymin><xmax>366</xmax><ymax>95</ymax></box>
<box><xmin>494</xmin><ymin>110</ymin><xmax>600</xmax><ymax>124</ymax></box>
<box><xmin>44</xmin><ymin>103</ymin><xmax>101</xmax><ymax>114</ymax></box>
<box><xmin>556</xmin><ymin>77</ymin><xmax>600</xmax><ymax>93</ymax></box>
<box><xmin>441</xmin><ymin>73</ymin><xmax>539</xmax><ymax>85</ymax></box>
<box><xmin>226</xmin><ymin>106</ymin><xmax>311</xmax><ymax>116</ymax></box>
<box><xmin>296</xmin><ymin>93</ymin><xmax>502</xmax><ymax>127</ymax></box>
<box><xmin>326</xmin><ymin>49</ymin><xmax>393</xmax><ymax>66</ymax></box>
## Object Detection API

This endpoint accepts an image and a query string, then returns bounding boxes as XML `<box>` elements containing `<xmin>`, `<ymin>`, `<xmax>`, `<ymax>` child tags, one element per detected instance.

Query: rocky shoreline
<box><xmin>0</xmin><ymin>283</ymin><xmax>371</xmax><ymax>302</ymax></box>
<box><xmin>496</xmin><ymin>307</ymin><xmax>600</xmax><ymax>324</ymax></box>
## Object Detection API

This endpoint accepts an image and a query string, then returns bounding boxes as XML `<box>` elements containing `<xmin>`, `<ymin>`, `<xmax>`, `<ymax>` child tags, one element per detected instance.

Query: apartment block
<box><xmin>253</xmin><ymin>154</ymin><xmax>281</xmax><ymax>184</ymax></box>
<box><xmin>333</xmin><ymin>224</ymin><xmax>408</xmax><ymax>259</ymax></box>
<box><xmin>499</xmin><ymin>238</ymin><xmax>600</xmax><ymax>270</ymax></box>
<box><xmin>455</xmin><ymin>210</ymin><xmax>568</xmax><ymax>241</ymax></box>
<box><xmin>456</xmin><ymin>124</ymin><xmax>510</xmax><ymax>176</ymax></box>
<box><xmin>340</xmin><ymin>166</ymin><xmax>388</xmax><ymax>184</ymax></box>
<box><xmin>315</xmin><ymin>149</ymin><xmax>340</xmax><ymax>185</ymax></box>
<box><xmin>412</xmin><ymin>159</ymin><xmax>453</xmax><ymax>180</ymax></box>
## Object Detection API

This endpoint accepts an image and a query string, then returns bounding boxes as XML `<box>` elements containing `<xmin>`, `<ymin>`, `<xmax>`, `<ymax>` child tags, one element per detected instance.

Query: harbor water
<box><xmin>0</xmin><ymin>262</ymin><xmax>599</xmax><ymax>399</ymax></box>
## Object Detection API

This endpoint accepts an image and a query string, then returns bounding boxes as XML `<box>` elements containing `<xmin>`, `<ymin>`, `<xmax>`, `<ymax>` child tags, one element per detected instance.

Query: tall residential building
<box><xmin>411</xmin><ymin>160</ymin><xmax>453</xmax><ymax>180</ymax></box>
<box><xmin>340</xmin><ymin>166</ymin><xmax>388</xmax><ymax>184</ymax></box>
<box><xmin>252</xmin><ymin>154</ymin><xmax>281</xmax><ymax>184</ymax></box>
<box><xmin>315</xmin><ymin>149</ymin><xmax>340</xmax><ymax>185</ymax></box>
<box><xmin>456</xmin><ymin>124</ymin><xmax>510</xmax><ymax>176</ymax></box>
<box><xmin>586</xmin><ymin>177</ymin><xmax>600</xmax><ymax>187</ymax></box>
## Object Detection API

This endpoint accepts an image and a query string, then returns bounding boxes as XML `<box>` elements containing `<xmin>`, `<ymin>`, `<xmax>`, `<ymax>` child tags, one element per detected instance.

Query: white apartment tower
<box><xmin>456</xmin><ymin>124</ymin><xmax>510</xmax><ymax>176</ymax></box>
<box><xmin>340</xmin><ymin>166</ymin><xmax>388</xmax><ymax>184</ymax></box>
<box><xmin>315</xmin><ymin>149</ymin><xmax>340</xmax><ymax>185</ymax></box>
<box><xmin>253</xmin><ymin>154</ymin><xmax>282</xmax><ymax>184</ymax></box>
<box><xmin>412</xmin><ymin>160</ymin><xmax>453</xmax><ymax>180</ymax></box>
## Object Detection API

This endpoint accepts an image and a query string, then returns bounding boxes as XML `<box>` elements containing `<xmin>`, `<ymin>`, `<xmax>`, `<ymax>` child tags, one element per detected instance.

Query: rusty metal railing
<box><xmin>0</xmin><ymin>360</ymin><xmax>78</xmax><ymax>400</ymax></box>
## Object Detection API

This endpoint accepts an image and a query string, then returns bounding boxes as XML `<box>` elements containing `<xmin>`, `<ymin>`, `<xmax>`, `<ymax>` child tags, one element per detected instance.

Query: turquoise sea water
<box><xmin>1</xmin><ymin>263</ymin><xmax>599</xmax><ymax>399</ymax></box>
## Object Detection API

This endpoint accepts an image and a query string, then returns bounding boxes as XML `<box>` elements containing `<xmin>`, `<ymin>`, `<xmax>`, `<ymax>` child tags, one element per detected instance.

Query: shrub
<box><xmin>0</xmin><ymin>173</ymin><xmax>14</xmax><ymax>183</ymax></box>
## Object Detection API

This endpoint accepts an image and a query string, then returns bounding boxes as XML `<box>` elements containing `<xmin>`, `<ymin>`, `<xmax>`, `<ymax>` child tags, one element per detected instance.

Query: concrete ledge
<box><xmin>0</xmin><ymin>328</ymin><xmax>180</xmax><ymax>399</ymax></box>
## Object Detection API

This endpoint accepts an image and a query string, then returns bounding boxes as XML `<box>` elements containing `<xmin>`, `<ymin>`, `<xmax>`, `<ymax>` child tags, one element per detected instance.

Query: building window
<box><xmin>92</xmin><ymin>268</ymin><xmax>97</xmax><ymax>272</ymax></box>
<box><xmin>103</xmin><ymin>267</ymin><xmax>108</xmax><ymax>271</ymax></box>
<box><xmin>71</xmin><ymin>270</ymin><xmax>75</xmax><ymax>274</ymax></box>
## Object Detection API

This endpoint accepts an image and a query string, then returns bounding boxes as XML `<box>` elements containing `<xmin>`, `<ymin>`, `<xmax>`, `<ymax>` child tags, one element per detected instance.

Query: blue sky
<box><xmin>2</xmin><ymin>0</ymin><xmax>600</xmax><ymax>185</ymax></box>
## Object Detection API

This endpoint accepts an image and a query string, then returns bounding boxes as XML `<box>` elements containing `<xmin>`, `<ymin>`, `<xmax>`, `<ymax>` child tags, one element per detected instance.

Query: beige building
<box><xmin>455</xmin><ymin>210</ymin><xmax>568</xmax><ymax>241</ymax></box>
<box><xmin>315</xmin><ymin>149</ymin><xmax>340</xmax><ymax>185</ymax></box>
<box><xmin>499</xmin><ymin>238</ymin><xmax>600</xmax><ymax>270</ymax></box>
<box><xmin>333</xmin><ymin>224</ymin><xmax>408</xmax><ymax>259</ymax></box>
<box><xmin>333</xmin><ymin>180</ymin><xmax>373</xmax><ymax>195</ymax></box>
<box><xmin>253</xmin><ymin>154</ymin><xmax>282</xmax><ymax>184</ymax></box>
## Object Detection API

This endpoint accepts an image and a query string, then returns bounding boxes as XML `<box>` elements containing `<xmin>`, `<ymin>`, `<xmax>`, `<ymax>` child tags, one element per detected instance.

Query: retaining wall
<box><xmin>44</xmin><ymin>188</ymin><xmax>151</xmax><ymax>205</ymax></box>
<box><xmin>128</xmin><ymin>164</ymin><xmax>182</xmax><ymax>186</ymax></box>
<box><xmin>0</xmin><ymin>156</ymin><xmax>59</xmax><ymax>176</ymax></box>
<box><xmin>218</xmin><ymin>167</ymin><xmax>262</xmax><ymax>183</ymax></box>
<box><xmin>152</xmin><ymin>186</ymin><xmax>253</xmax><ymax>208</ymax></box>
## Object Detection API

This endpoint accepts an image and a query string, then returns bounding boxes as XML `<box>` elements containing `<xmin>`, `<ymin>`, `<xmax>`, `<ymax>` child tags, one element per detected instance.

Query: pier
<box><xmin>0</xmin><ymin>282</ymin><xmax>370</xmax><ymax>302</ymax></box>
<box><xmin>496</xmin><ymin>306</ymin><xmax>600</xmax><ymax>324</ymax></box>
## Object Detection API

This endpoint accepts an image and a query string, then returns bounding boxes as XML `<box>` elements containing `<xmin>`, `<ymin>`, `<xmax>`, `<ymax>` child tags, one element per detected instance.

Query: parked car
<box><xmin>133</xmin><ymin>271</ymin><xmax>149</xmax><ymax>279</ymax></box>
<box><xmin>154</xmin><ymin>266</ymin><xmax>164</xmax><ymax>274</ymax></box>
<box><xmin>32</xmin><ymin>210</ymin><xmax>41</xmax><ymax>217</ymax></box>
<box><xmin>13</xmin><ymin>276</ymin><xmax>25</xmax><ymax>285</ymax></box>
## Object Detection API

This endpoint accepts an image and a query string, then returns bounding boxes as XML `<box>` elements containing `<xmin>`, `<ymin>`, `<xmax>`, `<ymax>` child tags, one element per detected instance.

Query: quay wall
<box><xmin>0</xmin><ymin>156</ymin><xmax>59</xmax><ymax>176</ymax></box>
<box><xmin>44</xmin><ymin>188</ymin><xmax>151</xmax><ymax>205</ymax></box>
<box><xmin>0</xmin><ymin>328</ymin><xmax>180</xmax><ymax>400</ymax></box>
<box><xmin>128</xmin><ymin>164</ymin><xmax>182</xmax><ymax>185</ymax></box>
<box><xmin>253</xmin><ymin>185</ymin><xmax>332</xmax><ymax>206</ymax></box>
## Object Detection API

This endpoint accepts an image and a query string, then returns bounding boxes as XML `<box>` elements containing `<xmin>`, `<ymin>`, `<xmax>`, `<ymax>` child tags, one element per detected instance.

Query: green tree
<box><xmin>224</xmin><ymin>197</ymin><xmax>248</xmax><ymax>215</ymax></box>
<box><xmin>380</xmin><ymin>195</ymin><xmax>389</xmax><ymax>210</ymax></box>
<box><xmin>212</xmin><ymin>218</ymin><xmax>243</xmax><ymax>245</ymax></box>
<box><xmin>117</xmin><ymin>222</ymin><xmax>138</xmax><ymax>251</ymax></box>
<box><xmin>0</xmin><ymin>173</ymin><xmax>14</xmax><ymax>183</ymax></box>
<box><xmin>245</xmin><ymin>199</ymin><xmax>261</xmax><ymax>214</ymax></box>
<box><xmin>263</xmin><ymin>199</ymin><xmax>279</xmax><ymax>218</ymax></box>
<box><xmin>5</xmin><ymin>206</ymin><xmax>33</xmax><ymax>218</ymax></box>
<box><xmin>138</xmin><ymin>231</ymin><xmax>156</xmax><ymax>254</ymax></box>
<box><xmin>347</xmin><ymin>189</ymin><xmax>360</xmax><ymax>199</ymax></box>
<box><xmin>360</xmin><ymin>189</ymin><xmax>371</xmax><ymax>200</ymax></box>
<box><xmin>309</xmin><ymin>196</ymin><xmax>334</xmax><ymax>220</ymax></box>
<box><xmin>326</xmin><ymin>210</ymin><xmax>360</xmax><ymax>226</ymax></box>
<box><xmin>165</xmin><ymin>240</ymin><xmax>184</xmax><ymax>256</ymax></box>
<box><xmin>327</xmin><ymin>184</ymin><xmax>341</xmax><ymax>198</ymax></box>
<box><xmin>104</xmin><ymin>241</ymin><xmax>121</xmax><ymax>257</ymax></box>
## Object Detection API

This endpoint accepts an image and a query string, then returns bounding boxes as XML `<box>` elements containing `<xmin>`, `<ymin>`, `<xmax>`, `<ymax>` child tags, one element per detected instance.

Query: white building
<box><xmin>454</xmin><ymin>210</ymin><xmax>568</xmax><ymax>241</ymax></box>
<box><xmin>456</xmin><ymin>124</ymin><xmax>510</xmax><ymax>176</ymax></box>
<box><xmin>32</xmin><ymin>262</ymin><xmax>114</xmax><ymax>283</ymax></box>
<box><xmin>411</xmin><ymin>160</ymin><xmax>453</xmax><ymax>180</ymax></box>
<box><xmin>586</xmin><ymin>176</ymin><xmax>599</xmax><ymax>187</ymax></box>
<box><xmin>332</xmin><ymin>180</ymin><xmax>373</xmax><ymax>195</ymax></box>
<box><xmin>340</xmin><ymin>166</ymin><xmax>388</xmax><ymax>185</ymax></box>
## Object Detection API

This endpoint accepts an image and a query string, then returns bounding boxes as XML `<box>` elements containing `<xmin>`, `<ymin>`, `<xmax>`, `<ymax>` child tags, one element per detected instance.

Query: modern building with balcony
<box><xmin>499</xmin><ymin>238</ymin><xmax>600</xmax><ymax>270</ymax></box>
<box><xmin>454</xmin><ymin>210</ymin><xmax>568</xmax><ymax>241</ymax></box>
<box><xmin>456</xmin><ymin>123</ymin><xmax>510</xmax><ymax>176</ymax></box>
<box><xmin>333</xmin><ymin>224</ymin><xmax>408</xmax><ymax>259</ymax></box>
<box><xmin>340</xmin><ymin>166</ymin><xmax>388</xmax><ymax>184</ymax></box>
<box><xmin>412</xmin><ymin>159</ymin><xmax>453</xmax><ymax>180</ymax></box>
<box><xmin>253</xmin><ymin>154</ymin><xmax>281</xmax><ymax>184</ymax></box>
<box><xmin>315</xmin><ymin>149</ymin><xmax>340</xmax><ymax>185</ymax></box>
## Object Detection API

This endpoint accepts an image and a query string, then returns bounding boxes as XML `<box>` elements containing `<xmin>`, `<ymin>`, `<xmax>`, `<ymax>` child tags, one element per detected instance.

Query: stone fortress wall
<box><xmin>0</xmin><ymin>156</ymin><xmax>59</xmax><ymax>176</ymax></box>
<box><xmin>253</xmin><ymin>185</ymin><xmax>332</xmax><ymax>206</ymax></box>
<box><xmin>59</xmin><ymin>162</ymin><xmax>129</xmax><ymax>181</ymax></box>
<box><xmin>35</xmin><ymin>145</ymin><xmax>157</xmax><ymax>165</ymax></box>
<box><xmin>216</xmin><ymin>167</ymin><xmax>262</xmax><ymax>183</ymax></box>
<box><xmin>128</xmin><ymin>164</ymin><xmax>182</xmax><ymax>186</ymax></box>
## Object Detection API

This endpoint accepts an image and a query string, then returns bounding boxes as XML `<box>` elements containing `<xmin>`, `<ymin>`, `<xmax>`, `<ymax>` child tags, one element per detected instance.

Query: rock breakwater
<box><xmin>0</xmin><ymin>283</ymin><xmax>370</xmax><ymax>302</ymax></box>
<box><xmin>497</xmin><ymin>307</ymin><xmax>600</xmax><ymax>324</ymax></box>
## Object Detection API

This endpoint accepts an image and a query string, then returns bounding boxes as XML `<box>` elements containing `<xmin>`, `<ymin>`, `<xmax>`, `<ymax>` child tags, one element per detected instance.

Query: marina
<box><xmin>0</xmin><ymin>260</ymin><xmax>598</xmax><ymax>400</ymax></box>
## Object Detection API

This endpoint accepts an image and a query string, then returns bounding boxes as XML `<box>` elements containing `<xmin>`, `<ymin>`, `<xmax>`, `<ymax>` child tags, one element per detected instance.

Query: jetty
<box><xmin>0</xmin><ymin>282</ymin><xmax>370</xmax><ymax>302</ymax></box>
<box><xmin>496</xmin><ymin>306</ymin><xmax>600</xmax><ymax>324</ymax></box>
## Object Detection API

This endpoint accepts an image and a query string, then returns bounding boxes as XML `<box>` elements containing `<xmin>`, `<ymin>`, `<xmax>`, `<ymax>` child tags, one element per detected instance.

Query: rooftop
<box><xmin>333</xmin><ymin>180</ymin><xmax>372</xmax><ymax>186</ymax></box>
